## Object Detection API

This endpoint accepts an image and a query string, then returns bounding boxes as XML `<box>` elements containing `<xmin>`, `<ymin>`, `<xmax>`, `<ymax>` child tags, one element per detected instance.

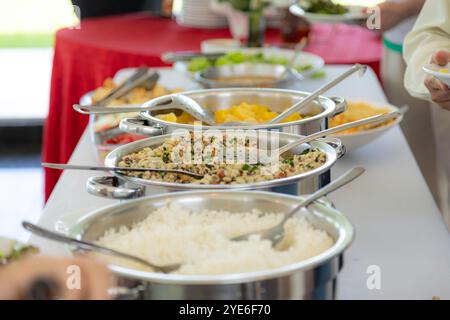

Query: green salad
<box><xmin>299</xmin><ymin>0</ymin><xmax>349</xmax><ymax>15</ymax></box>
<box><xmin>187</xmin><ymin>51</ymin><xmax>313</xmax><ymax>73</ymax></box>
<box><xmin>0</xmin><ymin>240</ymin><xmax>39</xmax><ymax>265</ymax></box>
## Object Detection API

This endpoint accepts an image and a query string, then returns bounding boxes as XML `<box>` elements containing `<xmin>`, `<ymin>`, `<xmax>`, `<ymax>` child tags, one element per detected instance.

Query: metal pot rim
<box><xmin>69</xmin><ymin>190</ymin><xmax>354</xmax><ymax>285</ymax></box>
<box><xmin>103</xmin><ymin>131</ymin><xmax>340</xmax><ymax>191</ymax></box>
<box><xmin>194</xmin><ymin>63</ymin><xmax>303</xmax><ymax>88</ymax></box>
<box><xmin>138</xmin><ymin>88</ymin><xmax>340</xmax><ymax>130</ymax></box>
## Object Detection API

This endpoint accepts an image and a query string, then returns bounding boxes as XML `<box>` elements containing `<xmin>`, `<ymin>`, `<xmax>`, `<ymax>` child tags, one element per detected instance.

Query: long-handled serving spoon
<box><xmin>231</xmin><ymin>167</ymin><xmax>365</xmax><ymax>245</ymax></box>
<box><xmin>42</xmin><ymin>163</ymin><xmax>204</xmax><ymax>179</ymax></box>
<box><xmin>22</xmin><ymin>222</ymin><xmax>181</xmax><ymax>273</ymax></box>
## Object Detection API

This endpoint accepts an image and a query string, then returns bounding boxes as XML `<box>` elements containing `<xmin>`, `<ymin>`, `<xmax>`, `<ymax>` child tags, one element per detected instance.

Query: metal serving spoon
<box><xmin>280</xmin><ymin>38</ymin><xmax>308</xmax><ymax>80</ymax></box>
<box><xmin>218</xmin><ymin>64</ymin><xmax>367</xmax><ymax>126</ymax></box>
<box><xmin>22</xmin><ymin>222</ymin><xmax>180</xmax><ymax>273</ymax></box>
<box><xmin>238</xmin><ymin>107</ymin><xmax>405</xmax><ymax>164</ymax></box>
<box><xmin>74</xmin><ymin>93</ymin><xmax>216</xmax><ymax>126</ymax></box>
<box><xmin>42</xmin><ymin>163</ymin><xmax>204</xmax><ymax>179</ymax></box>
<box><xmin>268</xmin><ymin>64</ymin><xmax>367</xmax><ymax>124</ymax></box>
<box><xmin>275</xmin><ymin>107</ymin><xmax>405</xmax><ymax>157</ymax></box>
<box><xmin>232</xmin><ymin>167</ymin><xmax>365</xmax><ymax>245</ymax></box>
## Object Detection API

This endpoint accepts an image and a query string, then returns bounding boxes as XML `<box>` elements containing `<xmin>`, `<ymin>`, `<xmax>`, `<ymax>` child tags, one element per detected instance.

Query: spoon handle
<box><xmin>294</xmin><ymin>167</ymin><xmax>364</xmax><ymax>211</ymax></box>
<box><xmin>42</xmin><ymin>162</ymin><xmax>203</xmax><ymax>179</ymax></box>
<box><xmin>278</xmin><ymin>109</ymin><xmax>403</xmax><ymax>155</ymax></box>
<box><xmin>276</xmin><ymin>167</ymin><xmax>365</xmax><ymax>228</ymax></box>
<box><xmin>22</xmin><ymin>222</ymin><xmax>152</xmax><ymax>268</ymax></box>
<box><xmin>232</xmin><ymin>167</ymin><xmax>365</xmax><ymax>243</ymax></box>
<box><xmin>269</xmin><ymin>64</ymin><xmax>367</xmax><ymax>124</ymax></box>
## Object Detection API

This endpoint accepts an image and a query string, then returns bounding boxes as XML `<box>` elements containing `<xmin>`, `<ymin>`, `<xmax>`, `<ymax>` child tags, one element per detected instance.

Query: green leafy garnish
<box><xmin>300</xmin><ymin>149</ymin><xmax>311</xmax><ymax>155</ymax></box>
<box><xmin>187</xmin><ymin>57</ymin><xmax>212</xmax><ymax>72</ymax></box>
<box><xmin>296</xmin><ymin>64</ymin><xmax>313</xmax><ymax>72</ymax></box>
<box><xmin>162</xmin><ymin>152</ymin><xmax>170</xmax><ymax>163</ymax></box>
<box><xmin>242</xmin><ymin>164</ymin><xmax>250</xmax><ymax>171</ymax></box>
<box><xmin>187</xmin><ymin>50</ymin><xmax>315</xmax><ymax>73</ymax></box>
<box><xmin>282</xmin><ymin>158</ymin><xmax>294</xmax><ymax>166</ymax></box>
<box><xmin>310</xmin><ymin>70</ymin><xmax>326</xmax><ymax>79</ymax></box>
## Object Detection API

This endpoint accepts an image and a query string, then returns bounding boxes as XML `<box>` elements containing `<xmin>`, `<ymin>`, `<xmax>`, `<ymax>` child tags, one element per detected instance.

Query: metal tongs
<box><xmin>76</xmin><ymin>67</ymin><xmax>160</xmax><ymax>111</ymax></box>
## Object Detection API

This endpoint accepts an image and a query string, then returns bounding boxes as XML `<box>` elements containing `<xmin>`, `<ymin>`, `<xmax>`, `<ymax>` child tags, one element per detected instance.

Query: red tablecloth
<box><xmin>44</xmin><ymin>12</ymin><xmax>382</xmax><ymax>201</ymax></box>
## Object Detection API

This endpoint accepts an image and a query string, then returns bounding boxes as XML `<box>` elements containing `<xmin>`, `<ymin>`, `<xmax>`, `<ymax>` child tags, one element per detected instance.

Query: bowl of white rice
<box><xmin>65</xmin><ymin>190</ymin><xmax>354</xmax><ymax>299</ymax></box>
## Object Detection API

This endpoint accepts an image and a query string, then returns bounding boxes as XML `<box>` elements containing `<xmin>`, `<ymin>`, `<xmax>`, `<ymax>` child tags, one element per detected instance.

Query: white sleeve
<box><xmin>403</xmin><ymin>0</ymin><xmax>450</xmax><ymax>100</ymax></box>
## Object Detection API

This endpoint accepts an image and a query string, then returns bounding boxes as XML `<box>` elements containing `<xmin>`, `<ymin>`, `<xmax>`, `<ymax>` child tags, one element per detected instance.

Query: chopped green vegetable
<box><xmin>296</xmin><ymin>64</ymin><xmax>313</xmax><ymax>72</ymax></box>
<box><xmin>282</xmin><ymin>158</ymin><xmax>294</xmax><ymax>166</ymax></box>
<box><xmin>187</xmin><ymin>57</ymin><xmax>212</xmax><ymax>72</ymax></box>
<box><xmin>162</xmin><ymin>152</ymin><xmax>170</xmax><ymax>163</ymax></box>
<box><xmin>310</xmin><ymin>70</ymin><xmax>326</xmax><ymax>79</ymax></box>
<box><xmin>241</xmin><ymin>164</ymin><xmax>250</xmax><ymax>171</ymax></box>
<box><xmin>300</xmin><ymin>149</ymin><xmax>311</xmax><ymax>155</ymax></box>
<box><xmin>187</xmin><ymin>50</ymin><xmax>315</xmax><ymax>73</ymax></box>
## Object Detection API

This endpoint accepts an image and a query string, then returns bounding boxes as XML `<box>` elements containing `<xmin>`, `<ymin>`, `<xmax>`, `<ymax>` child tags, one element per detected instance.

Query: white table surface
<box><xmin>32</xmin><ymin>66</ymin><xmax>450</xmax><ymax>300</ymax></box>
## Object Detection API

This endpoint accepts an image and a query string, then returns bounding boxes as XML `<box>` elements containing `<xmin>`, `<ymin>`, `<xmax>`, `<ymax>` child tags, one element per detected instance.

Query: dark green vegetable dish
<box><xmin>299</xmin><ymin>0</ymin><xmax>349</xmax><ymax>15</ymax></box>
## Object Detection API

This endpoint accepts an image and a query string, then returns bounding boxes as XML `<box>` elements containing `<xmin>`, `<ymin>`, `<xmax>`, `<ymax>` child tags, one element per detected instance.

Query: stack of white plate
<box><xmin>175</xmin><ymin>0</ymin><xmax>228</xmax><ymax>29</ymax></box>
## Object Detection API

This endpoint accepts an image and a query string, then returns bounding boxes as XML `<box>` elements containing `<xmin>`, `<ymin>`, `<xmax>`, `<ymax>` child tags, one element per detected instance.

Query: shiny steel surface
<box><xmin>67</xmin><ymin>190</ymin><xmax>354</xmax><ymax>299</ymax></box>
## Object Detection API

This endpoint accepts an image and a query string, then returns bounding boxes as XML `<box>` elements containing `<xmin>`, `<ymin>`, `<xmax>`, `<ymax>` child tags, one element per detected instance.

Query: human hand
<box><xmin>0</xmin><ymin>255</ymin><xmax>114</xmax><ymax>300</ymax></box>
<box><xmin>424</xmin><ymin>50</ymin><xmax>450</xmax><ymax>111</ymax></box>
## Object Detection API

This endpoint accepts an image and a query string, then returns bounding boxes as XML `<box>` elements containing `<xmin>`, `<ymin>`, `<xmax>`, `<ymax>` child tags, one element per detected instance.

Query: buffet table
<box><xmin>34</xmin><ymin>66</ymin><xmax>450</xmax><ymax>299</ymax></box>
<box><xmin>43</xmin><ymin>12</ymin><xmax>382</xmax><ymax>200</ymax></box>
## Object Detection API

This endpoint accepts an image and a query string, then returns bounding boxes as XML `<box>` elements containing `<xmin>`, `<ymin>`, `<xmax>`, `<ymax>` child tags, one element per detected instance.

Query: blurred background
<box><xmin>0</xmin><ymin>0</ymin><xmax>383</xmax><ymax>239</ymax></box>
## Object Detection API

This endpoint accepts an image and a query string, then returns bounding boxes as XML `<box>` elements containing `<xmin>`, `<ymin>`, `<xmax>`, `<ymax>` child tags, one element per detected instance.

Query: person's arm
<box><xmin>376</xmin><ymin>0</ymin><xmax>425</xmax><ymax>32</ymax></box>
<box><xmin>403</xmin><ymin>0</ymin><xmax>450</xmax><ymax>103</ymax></box>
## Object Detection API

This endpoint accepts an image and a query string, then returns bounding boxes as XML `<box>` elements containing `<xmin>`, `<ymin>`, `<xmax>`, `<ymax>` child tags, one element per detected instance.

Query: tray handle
<box><xmin>86</xmin><ymin>176</ymin><xmax>144</xmax><ymax>199</ymax></box>
<box><xmin>119</xmin><ymin>118</ymin><xmax>165</xmax><ymax>137</ymax></box>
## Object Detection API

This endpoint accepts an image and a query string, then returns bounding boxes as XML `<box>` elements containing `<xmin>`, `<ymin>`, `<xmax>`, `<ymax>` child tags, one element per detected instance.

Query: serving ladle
<box><xmin>74</xmin><ymin>93</ymin><xmax>216</xmax><ymax>126</ymax></box>
<box><xmin>22</xmin><ymin>222</ymin><xmax>181</xmax><ymax>273</ymax></box>
<box><xmin>231</xmin><ymin>167</ymin><xmax>365</xmax><ymax>245</ymax></box>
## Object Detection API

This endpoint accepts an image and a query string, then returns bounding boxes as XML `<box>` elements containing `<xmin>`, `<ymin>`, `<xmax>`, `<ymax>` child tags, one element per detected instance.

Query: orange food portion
<box><xmin>214</xmin><ymin>102</ymin><xmax>302</xmax><ymax>124</ymax></box>
<box><xmin>329</xmin><ymin>101</ymin><xmax>392</xmax><ymax>134</ymax></box>
<box><xmin>155</xmin><ymin>102</ymin><xmax>304</xmax><ymax>125</ymax></box>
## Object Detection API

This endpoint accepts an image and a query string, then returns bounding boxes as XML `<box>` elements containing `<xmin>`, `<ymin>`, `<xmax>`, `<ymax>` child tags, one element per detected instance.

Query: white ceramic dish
<box><xmin>332</xmin><ymin>101</ymin><xmax>403</xmax><ymax>152</ymax></box>
<box><xmin>289</xmin><ymin>4</ymin><xmax>369</xmax><ymax>24</ymax></box>
<box><xmin>173</xmin><ymin>47</ymin><xmax>325</xmax><ymax>77</ymax></box>
<box><xmin>423</xmin><ymin>63</ymin><xmax>450</xmax><ymax>87</ymax></box>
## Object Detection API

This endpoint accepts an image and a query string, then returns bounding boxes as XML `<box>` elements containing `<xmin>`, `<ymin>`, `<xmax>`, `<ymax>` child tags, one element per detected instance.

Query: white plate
<box><xmin>332</xmin><ymin>101</ymin><xmax>403</xmax><ymax>152</ymax></box>
<box><xmin>173</xmin><ymin>47</ymin><xmax>325</xmax><ymax>77</ymax></box>
<box><xmin>289</xmin><ymin>4</ymin><xmax>369</xmax><ymax>24</ymax></box>
<box><xmin>423</xmin><ymin>63</ymin><xmax>450</xmax><ymax>87</ymax></box>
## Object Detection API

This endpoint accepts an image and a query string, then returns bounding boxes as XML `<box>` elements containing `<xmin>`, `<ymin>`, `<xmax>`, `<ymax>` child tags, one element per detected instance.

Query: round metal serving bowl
<box><xmin>194</xmin><ymin>63</ymin><xmax>303</xmax><ymax>88</ymax></box>
<box><xmin>86</xmin><ymin>130</ymin><xmax>345</xmax><ymax>200</ymax></box>
<box><xmin>119</xmin><ymin>88</ymin><xmax>347</xmax><ymax>138</ymax></box>
<box><xmin>66</xmin><ymin>190</ymin><xmax>354</xmax><ymax>299</ymax></box>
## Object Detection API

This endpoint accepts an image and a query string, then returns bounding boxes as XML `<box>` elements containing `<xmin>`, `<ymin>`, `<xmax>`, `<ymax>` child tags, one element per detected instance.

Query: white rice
<box><xmin>96</xmin><ymin>203</ymin><xmax>334</xmax><ymax>275</ymax></box>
